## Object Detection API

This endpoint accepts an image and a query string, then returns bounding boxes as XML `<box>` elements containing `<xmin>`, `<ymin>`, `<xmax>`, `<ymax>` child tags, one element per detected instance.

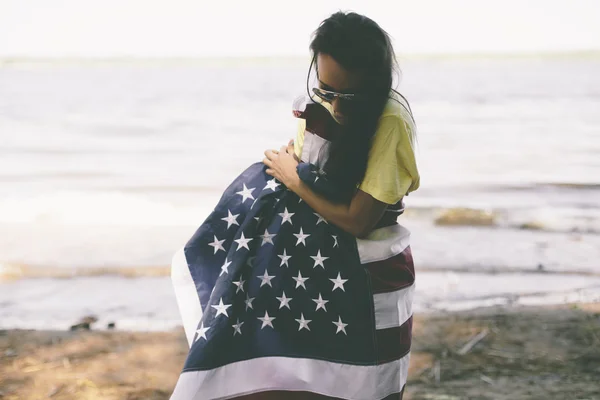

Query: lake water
<box><xmin>1</xmin><ymin>56</ymin><xmax>599</xmax><ymax>329</ymax></box>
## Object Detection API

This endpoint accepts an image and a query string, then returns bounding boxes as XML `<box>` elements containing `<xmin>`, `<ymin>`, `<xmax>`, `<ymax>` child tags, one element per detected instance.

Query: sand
<box><xmin>1</xmin><ymin>304</ymin><xmax>599</xmax><ymax>400</ymax></box>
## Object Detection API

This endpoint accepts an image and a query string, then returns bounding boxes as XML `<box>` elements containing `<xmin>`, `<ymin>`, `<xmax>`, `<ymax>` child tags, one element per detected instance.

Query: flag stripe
<box><xmin>171</xmin><ymin>247</ymin><xmax>203</xmax><ymax>347</ymax></box>
<box><xmin>170</xmin><ymin>354</ymin><xmax>410</xmax><ymax>400</ymax></box>
<box><xmin>364</xmin><ymin>246</ymin><xmax>415</xmax><ymax>294</ymax></box>
<box><xmin>232</xmin><ymin>385</ymin><xmax>404</xmax><ymax>399</ymax></box>
<box><xmin>373</xmin><ymin>284</ymin><xmax>414</xmax><ymax>330</ymax></box>
<box><xmin>376</xmin><ymin>316</ymin><xmax>413</xmax><ymax>364</ymax></box>
<box><xmin>356</xmin><ymin>224</ymin><xmax>411</xmax><ymax>264</ymax></box>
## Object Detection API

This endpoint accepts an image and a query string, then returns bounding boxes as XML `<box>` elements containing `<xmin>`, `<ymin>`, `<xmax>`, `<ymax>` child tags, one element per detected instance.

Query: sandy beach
<box><xmin>2</xmin><ymin>303</ymin><xmax>599</xmax><ymax>400</ymax></box>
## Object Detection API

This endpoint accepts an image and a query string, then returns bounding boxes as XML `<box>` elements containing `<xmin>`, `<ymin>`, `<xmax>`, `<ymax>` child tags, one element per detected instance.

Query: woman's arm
<box><xmin>263</xmin><ymin>143</ymin><xmax>388</xmax><ymax>238</ymax></box>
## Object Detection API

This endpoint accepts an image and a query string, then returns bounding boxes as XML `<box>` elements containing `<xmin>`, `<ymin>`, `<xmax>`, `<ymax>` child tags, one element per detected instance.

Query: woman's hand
<box><xmin>263</xmin><ymin>139</ymin><xmax>301</xmax><ymax>191</ymax></box>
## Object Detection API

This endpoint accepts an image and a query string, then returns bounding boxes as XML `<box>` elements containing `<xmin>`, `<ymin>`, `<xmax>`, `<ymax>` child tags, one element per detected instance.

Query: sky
<box><xmin>0</xmin><ymin>0</ymin><xmax>598</xmax><ymax>58</ymax></box>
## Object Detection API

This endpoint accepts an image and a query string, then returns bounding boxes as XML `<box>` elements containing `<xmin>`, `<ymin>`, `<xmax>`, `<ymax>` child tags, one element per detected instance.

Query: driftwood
<box><xmin>458</xmin><ymin>328</ymin><xmax>489</xmax><ymax>355</ymax></box>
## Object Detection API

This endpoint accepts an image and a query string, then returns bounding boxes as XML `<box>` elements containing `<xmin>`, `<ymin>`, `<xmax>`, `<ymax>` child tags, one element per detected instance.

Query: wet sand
<box><xmin>1</xmin><ymin>303</ymin><xmax>599</xmax><ymax>400</ymax></box>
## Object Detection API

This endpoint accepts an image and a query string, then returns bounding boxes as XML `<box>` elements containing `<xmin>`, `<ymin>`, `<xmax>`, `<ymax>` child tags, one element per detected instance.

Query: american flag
<box><xmin>170</xmin><ymin>159</ymin><xmax>415</xmax><ymax>399</ymax></box>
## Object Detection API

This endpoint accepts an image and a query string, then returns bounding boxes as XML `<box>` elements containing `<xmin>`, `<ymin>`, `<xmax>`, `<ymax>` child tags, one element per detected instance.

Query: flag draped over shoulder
<box><xmin>170</xmin><ymin>100</ymin><xmax>415</xmax><ymax>400</ymax></box>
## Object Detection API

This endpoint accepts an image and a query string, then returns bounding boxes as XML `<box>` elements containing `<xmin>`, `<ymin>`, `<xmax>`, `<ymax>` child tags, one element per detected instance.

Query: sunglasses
<box><xmin>312</xmin><ymin>87</ymin><xmax>363</xmax><ymax>103</ymax></box>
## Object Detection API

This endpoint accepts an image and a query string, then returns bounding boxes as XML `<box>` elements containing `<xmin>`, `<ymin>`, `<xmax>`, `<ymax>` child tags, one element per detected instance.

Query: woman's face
<box><xmin>316</xmin><ymin>53</ymin><xmax>364</xmax><ymax>125</ymax></box>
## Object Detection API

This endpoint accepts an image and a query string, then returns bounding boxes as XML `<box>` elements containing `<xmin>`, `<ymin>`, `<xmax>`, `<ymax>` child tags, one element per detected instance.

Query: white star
<box><xmin>234</xmin><ymin>232</ymin><xmax>253</xmax><ymax>251</ymax></box>
<box><xmin>278</xmin><ymin>207</ymin><xmax>295</xmax><ymax>225</ymax></box>
<box><xmin>208</xmin><ymin>235</ymin><xmax>226</xmax><ymax>254</ymax></box>
<box><xmin>259</xmin><ymin>229</ymin><xmax>276</xmax><ymax>246</ymax></box>
<box><xmin>311</xmin><ymin>170</ymin><xmax>320</xmax><ymax>183</ymax></box>
<box><xmin>236</xmin><ymin>183</ymin><xmax>256</xmax><ymax>203</ymax></box>
<box><xmin>312</xmin><ymin>293</ymin><xmax>329</xmax><ymax>312</ymax></box>
<box><xmin>245</xmin><ymin>295</ymin><xmax>255</xmax><ymax>311</ymax></box>
<box><xmin>310</xmin><ymin>250</ymin><xmax>329</xmax><ymax>269</ymax></box>
<box><xmin>257</xmin><ymin>311</ymin><xmax>276</xmax><ymax>329</ymax></box>
<box><xmin>221</xmin><ymin>210</ymin><xmax>240</xmax><ymax>229</ymax></box>
<box><xmin>250</xmin><ymin>198</ymin><xmax>258</xmax><ymax>209</ymax></box>
<box><xmin>330</xmin><ymin>272</ymin><xmax>348</xmax><ymax>292</ymax></box>
<box><xmin>295</xmin><ymin>313</ymin><xmax>312</xmax><ymax>331</ymax></box>
<box><xmin>293</xmin><ymin>227</ymin><xmax>310</xmax><ymax>246</ymax></box>
<box><xmin>332</xmin><ymin>316</ymin><xmax>348</xmax><ymax>335</ymax></box>
<box><xmin>277</xmin><ymin>249</ymin><xmax>292</xmax><ymax>267</ymax></box>
<box><xmin>313</xmin><ymin>213</ymin><xmax>328</xmax><ymax>225</ymax></box>
<box><xmin>263</xmin><ymin>178</ymin><xmax>281</xmax><ymax>192</ymax></box>
<box><xmin>211</xmin><ymin>298</ymin><xmax>232</xmax><ymax>318</ymax></box>
<box><xmin>292</xmin><ymin>271</ymin><xmax>309</xmax><ymax>290</ymax></box>
<box><xmin>332</xmin><ymin>235</ymin><xmax>339</xmax><ymax>248</ymax></box>
<box><xmin>195</xmin><ymin>322</ymin><xmax>210</xmax><ymax>342</ymax></box>
<box><xmin>276</xmin><ymin>291</ymin><xmax>293</xmax><ymax>309</ymax></box>
<box><xmin>232</xmin><ymin>278</ymin><xmax>245</xmax><ymax>293</ymax></box>
<box><xmin>232</xmin><ymin>319</ymin><xmax>244</xmax><ymax>336</ymax></box>
<box><xmin>257</xmin><ymin>269</ymin><xmax>275</xmax><ymax>287</ymax></box>
<box><xmin>298</xmin><ymin>197</ymin><xmax>303</xmax><ymax>204</ymax></box>
<box><xmin>219</xmin><ymin>259</ymin><xmax>232</xmax><ymax>276</ymax></box>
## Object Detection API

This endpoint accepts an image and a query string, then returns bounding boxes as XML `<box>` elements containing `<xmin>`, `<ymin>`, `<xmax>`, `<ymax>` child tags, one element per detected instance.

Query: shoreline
<box><xmin>2</xmin><ymin>303</ymin><xmax>599</xmax><ymax>399</ymax></box>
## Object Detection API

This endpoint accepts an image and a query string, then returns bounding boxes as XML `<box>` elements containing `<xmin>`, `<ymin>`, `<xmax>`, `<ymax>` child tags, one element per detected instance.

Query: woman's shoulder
<box><xmin>380</xmin><ymin>92</ymin><xmax>415</xmax><ymax>126</ymax></box>
<box><xmin>375</xmin><ymin>92</ymin><xmax>417</xmax><ymax>147</ymax></box>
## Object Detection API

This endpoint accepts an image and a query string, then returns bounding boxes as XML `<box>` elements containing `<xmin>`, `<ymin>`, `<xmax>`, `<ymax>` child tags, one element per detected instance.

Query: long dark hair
<box><xmin>306</xmin><ymin>11</ymin><xmax>413</xmax><ymax>202</ymax></box>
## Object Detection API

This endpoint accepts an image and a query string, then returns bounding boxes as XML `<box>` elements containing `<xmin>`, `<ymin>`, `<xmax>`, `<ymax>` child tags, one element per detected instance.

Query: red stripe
<box><xmin>364</xmin><ymin>246</ymin><xmax>415</xmax><ymax>294</ymax></box>
<box><xmin>233</xmin><ymin>385</ymin><xmax>405</xmax><ymax>399</ymax></box>
<box><xmin>376</xmin><ymin>315</ymin><xmax>413</xmax><ymax>364</ymax></box>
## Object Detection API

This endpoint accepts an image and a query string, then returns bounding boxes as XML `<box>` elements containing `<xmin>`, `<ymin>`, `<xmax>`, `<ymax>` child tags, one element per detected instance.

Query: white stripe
<box><xmin>301</xmin><ymin>131</ymin><xmax>330</xmax><ymax>166</ymax></box>
<box><xmin>170</xmin><ymin>353</ymin><xmax>410</xmax><ymax>400</ymax></box>
<box><xmin>373</xmin><ymin>284</ymin><xmax>415</xmax><ymax>330</ymax></box>
<box><xmin>171</xmin><ymin>247</ymin><xmax>203</xmax><ymax>348</ymax></box>
<box><xmin>356</xmin><ymin>224</ymin><xmax>411</xmax><ymax>264</ymax></box>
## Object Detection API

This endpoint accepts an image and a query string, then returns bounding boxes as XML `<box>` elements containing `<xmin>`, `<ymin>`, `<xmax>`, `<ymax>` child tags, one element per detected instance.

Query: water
<box><xmin>1</xmin><ymin>56</ymin><xmax>599</xmax><ymax>329</ymax></box>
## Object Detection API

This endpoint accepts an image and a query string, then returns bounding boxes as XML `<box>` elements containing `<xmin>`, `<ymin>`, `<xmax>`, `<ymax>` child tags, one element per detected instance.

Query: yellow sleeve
<box><xmin>293</xmin><ymin>118</ymin><xmax>306</xmax><ymax>159</ymax></box>
<box><xmin>358</xmin><ymin>115</ymin><xmax>420</xmax><ymax>204</ymax></box>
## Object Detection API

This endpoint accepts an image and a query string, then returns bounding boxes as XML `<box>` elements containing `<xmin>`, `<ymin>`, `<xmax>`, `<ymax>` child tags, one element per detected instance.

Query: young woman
<box><xmin>170</xmin><ymin>11</ymin><xmax>419</xmax><ymax>400</ymax></box>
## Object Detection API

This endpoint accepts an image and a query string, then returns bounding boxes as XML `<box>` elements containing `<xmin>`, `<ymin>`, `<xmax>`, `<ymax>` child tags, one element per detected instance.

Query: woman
<box><xmin>170</xmin><ymin>11</ymin><xmax>419</xmax><ymax>400</ymax></box>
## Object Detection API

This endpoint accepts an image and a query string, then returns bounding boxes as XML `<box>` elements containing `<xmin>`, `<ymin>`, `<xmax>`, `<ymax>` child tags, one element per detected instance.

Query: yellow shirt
<box><xmin>293</xmin><ymin>93</ymin><xmax>420</xmax><ymax>205</ymax></box>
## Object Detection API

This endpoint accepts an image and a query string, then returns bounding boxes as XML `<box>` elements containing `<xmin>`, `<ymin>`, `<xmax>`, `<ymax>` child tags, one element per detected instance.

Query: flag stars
<box><xmin>276</xmin><ymin>291</ymin><xmax>293</xmax><ymax>309</ymax></box>
<box><xmin>293</xmin><ymin>271</ymin><xmax>309</xmax><ymax>290</ymax></box>
<box><xmin>312</xmin><ymin>293</ymin><xmax>329</xmax><ymax>312</ymax></box>
<box><xmin>333</xmin><ymin>316</ymin><xmax>348</xmax><ymax>335</ymax></box>
<box><xmin>257</xmin><ymin>311</ymin><xmax>276</xmax><ymax>329</ymax></box>
<box><xmin>263</xmin><ymin>178</ymin><xmax>281</xmax><ymax>192</ymax></box>
<box><xmin>245</xmin><ymin>295</ymin><xmax>255</xmax><ymax>311</ymax></box>
<box><xmin>195</xmin><ymin>322</ymin><xmax>210</xmax><ymax>342</ymax></box>
<box><xmin>232</xmin><ymin>319</ymin><xmax>244</xmax><ymax>336</ymax></box>
<box><xmin>332</xmin><ymin>235</ymin><xmax>339</xmax><ymax>248</ymax></box>
<box><xmin>257</xmin><ymin>269</ymin><xmax>275</xmax><ymax>288</ymax></box>
<box><xmin>313</xmin><ymin>213</ymin><xmax>328</xmax><ymax>225</ymax></box>
<box><xmin>208</xmin><ymin>235</ymin><xmax>226</xmax><ymax>254</ymax></box>
<box><xmin>234</xmin><ymin>232</ymin><xmax>253</xmax><ymax>251</ymax></box>
<box><xmin>278</xmin><ymin>208</ymin><xmax>295</xmax><ymax>225</ymax></box>
<box><xmin>219</xmin><ymin>259</ymin><xmax>232</xmax><ymax>276</ymax></box>
<box><xmin>259</xmin><ymin>229</ymin><xmax>276</xmax><ymax>246</ymax></box>
<box><xmin>236</xmin><ymin>183</ymin><xmax>255</xmax><ymax>203</ymax></box>
<box><xmin>310</xmin><ymin>250</ymin><xmax>329</xmax><ymax>269</ymax></box>
<box><xmin>277</xmin><ymin>249</ymin><xmax>292</xmax><ymax>267</ymax></box>
<box><xmin>330</xmin><ymin>272</ymin><xmax>348</xmax><ymax>292</ymax></box>
<box><xmin>232</xmin><ymin>278</ymin><xmax>245</xmax><ymax>293</ymax></box>
<box><xmin>295</xmin><ymin>313</ymin><xmax>312</xmax><ymax>331</ymax></box>
<box><xmin>221</xmin><ymin>210</ymin><xmax>240</xmax><ymax>229</ymax></box>
<box><xmin>293</xmin><ymin>227</ymin><xmax>310</xmax><ymax>246</ymax></box>
<box><xmin>211</xmin><ymin>298</ymin><xmax>232</xmax><ymax>318</ymax></box>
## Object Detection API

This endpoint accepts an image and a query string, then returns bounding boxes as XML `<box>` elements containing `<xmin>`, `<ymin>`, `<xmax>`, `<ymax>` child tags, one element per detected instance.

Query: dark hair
<box><xmin>306</xmin><ymin>11</ymin><xmax>413</xmax><ymax>202</ymax></box>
